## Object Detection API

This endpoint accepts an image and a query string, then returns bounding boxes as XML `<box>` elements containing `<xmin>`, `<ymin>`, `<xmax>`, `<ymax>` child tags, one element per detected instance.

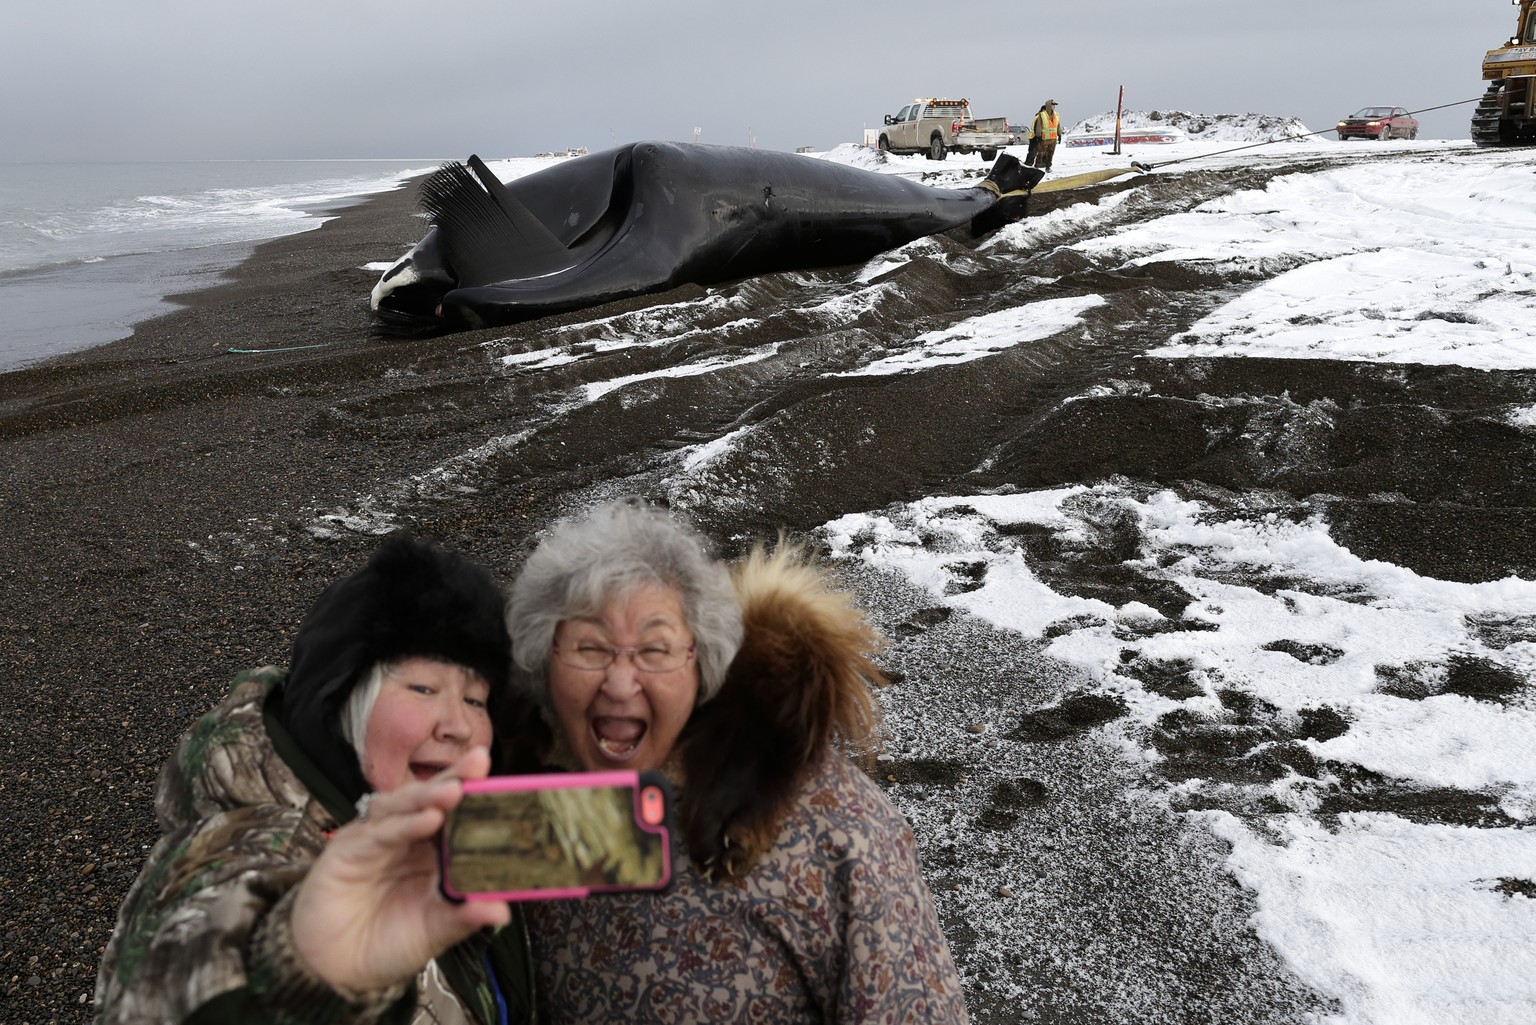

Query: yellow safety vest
<box><xmin>1031</xmin><ymin>110</ymin><xmax>1060</xmax><ymax>142</ymax></box>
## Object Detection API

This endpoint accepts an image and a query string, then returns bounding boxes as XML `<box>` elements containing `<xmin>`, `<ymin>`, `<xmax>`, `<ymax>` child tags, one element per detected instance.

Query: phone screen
<box><xmin>440</xmin><ymin>771</ymin><xmax>672</xmax><ymax>902</ymax></box>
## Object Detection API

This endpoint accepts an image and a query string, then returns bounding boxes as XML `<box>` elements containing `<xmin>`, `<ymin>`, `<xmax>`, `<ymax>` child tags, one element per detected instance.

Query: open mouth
<box><xmin>410</xmin><ymin>761</ymin><xmax>448</xmax><ymax>781</ymax></box>
<box><xmin>591</xmin><ymin>717</ymin><xmax>647</xmax><ymax>761</ymax></box>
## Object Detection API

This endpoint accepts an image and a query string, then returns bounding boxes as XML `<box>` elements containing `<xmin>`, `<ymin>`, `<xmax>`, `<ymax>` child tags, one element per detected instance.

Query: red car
<box><xmin>1337</xmin><ymin>106</ymin><xmax>1420</xmax><ymax>141</ymax></box>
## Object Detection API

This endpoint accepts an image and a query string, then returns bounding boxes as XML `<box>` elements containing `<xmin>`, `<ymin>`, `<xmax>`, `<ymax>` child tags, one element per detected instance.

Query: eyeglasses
<box><xmin>552</xmin><ymin>640</ymin><xmax>696</xmax><ymax>673</ymax></box>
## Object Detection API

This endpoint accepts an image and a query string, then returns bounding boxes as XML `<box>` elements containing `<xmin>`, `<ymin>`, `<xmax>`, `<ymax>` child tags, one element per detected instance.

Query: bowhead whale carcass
<box><xmin>370</xmin><ymin>142</ymin><xmax>1042</xmax><ymax>331</ymax></box>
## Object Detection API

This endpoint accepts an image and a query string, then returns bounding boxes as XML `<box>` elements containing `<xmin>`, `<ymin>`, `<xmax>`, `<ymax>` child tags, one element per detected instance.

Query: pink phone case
<box><xmin>441</xmin><ymin>771</ymin><xmax>672</xmax><ymax>902</ymax></box>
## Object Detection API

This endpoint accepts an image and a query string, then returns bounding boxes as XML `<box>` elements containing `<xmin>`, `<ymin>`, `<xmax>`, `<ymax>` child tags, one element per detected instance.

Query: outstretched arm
<box><xmin>289</xmin><ymin>748</ymin><xmax>511</xmax><ymax>994</ymax></box>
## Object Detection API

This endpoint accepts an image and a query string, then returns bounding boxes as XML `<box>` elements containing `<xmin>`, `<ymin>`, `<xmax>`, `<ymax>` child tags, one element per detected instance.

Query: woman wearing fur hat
<box><xmin>506</xmin><ymin>501</ymin><xmax>969</xmax><ymax>1023</ymax></box>
<box><xmin>96</xmin><ymin>535</ymin><xmax>537</xmax><ymax>1025</ymax></box>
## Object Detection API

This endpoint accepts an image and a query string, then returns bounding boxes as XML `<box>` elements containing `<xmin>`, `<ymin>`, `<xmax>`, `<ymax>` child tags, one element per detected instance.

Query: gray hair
<box><xmin>339</xmin><ymin>662</ymin><xmax>386</xmax><ymax>760</ymax></box>
<box><xmin>507</xmin><ymin>502</ymin><xmax>743</xmax><ymax>706</ymax></box>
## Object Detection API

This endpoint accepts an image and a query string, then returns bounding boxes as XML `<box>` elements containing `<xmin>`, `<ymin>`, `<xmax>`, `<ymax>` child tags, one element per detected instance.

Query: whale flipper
<box><xmin>418</xmin><ymin>155</ymin><xmax>576</xmax><ymax>286</ymax></box>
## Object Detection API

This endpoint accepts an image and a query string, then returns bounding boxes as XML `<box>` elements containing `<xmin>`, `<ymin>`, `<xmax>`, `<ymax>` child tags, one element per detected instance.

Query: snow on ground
<box><xmin>828</xmin><ymin>295</ymin><xmax>1107</xmax><ymax>377</ymax></box>
<box><xmin>821</xmin><ymin>487</ymin><xmax>1536</xmax><ymax>1025</ymax></box>
<box><xmin>1068</xmin><ymin>110</ymin><xmax>1316</xmax><ymax>142</ymax></box>
<box><xmin>1211</xmin><ymin>814</ymin><xmax>1536</xmax><ymax>1025</ymax></box>
<box><xmin>1083</xmin><ymin>157</ymin><xmax>1536</xmax><ymax>369</ymax></box>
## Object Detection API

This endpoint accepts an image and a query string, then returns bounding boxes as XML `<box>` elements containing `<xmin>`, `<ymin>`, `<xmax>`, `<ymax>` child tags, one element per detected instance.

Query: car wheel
<box><xmin>878</xmin><ymin>135</ymin><xmax>890</xmax><ymax>152</ymax></box>
<box><xmin>1339</xmin><ymin>132</ymin><xmax>1348</xmax><ymax>141</ymax></box>
<box><xmin>1380</xmin><ymin>125</ymin><xmax>1392</xmax><ymax>141</ymax></box>
<box><xmin>929</xmin><ymin>134</ymin><xmax>947</xmax><ymax>161</ymax></box>
<box><xmin>1409</xmin><ymin>128</ymin><xmax>1418</xmax><ymax>140</ymax></box>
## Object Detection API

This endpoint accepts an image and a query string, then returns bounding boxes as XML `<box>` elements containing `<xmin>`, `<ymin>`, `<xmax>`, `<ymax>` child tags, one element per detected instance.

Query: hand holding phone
<box><xmin>440</xmin><ymin>771</ymin><xmax>673</xmax><ymax>902</ymax></box>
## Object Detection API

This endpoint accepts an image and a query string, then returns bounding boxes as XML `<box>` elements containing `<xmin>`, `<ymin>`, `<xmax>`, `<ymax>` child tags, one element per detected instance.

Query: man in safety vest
<box><xmin>1030</xmin><ymin>99</ymin><xmax>1061</xmax><ymax>172</ymax></box>
<box><xmin>1024</xmin><ymin>105</ymin><xmax>1045</xmax><ymax>167</ymax></box>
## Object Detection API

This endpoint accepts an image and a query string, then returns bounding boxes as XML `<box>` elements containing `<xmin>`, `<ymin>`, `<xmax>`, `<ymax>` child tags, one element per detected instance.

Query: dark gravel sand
<box><xmin>3</xmin><ymin>152</ymin><xmax>1531</xmax><ymax>1023</ymax></box>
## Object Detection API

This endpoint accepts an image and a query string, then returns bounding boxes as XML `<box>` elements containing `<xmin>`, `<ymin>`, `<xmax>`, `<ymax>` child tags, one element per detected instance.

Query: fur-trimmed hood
<box><xmin>677</xmin><ymin>543</ymin><xmax>883</xmax><ymax>879</ymax></box>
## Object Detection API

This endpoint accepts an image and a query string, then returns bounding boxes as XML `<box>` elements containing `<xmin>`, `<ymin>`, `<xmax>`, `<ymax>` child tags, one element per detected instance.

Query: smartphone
<box><xmin>439</xmin><ymin>770</ymin><xmax>673</xmax><ymax>902</ymax></box>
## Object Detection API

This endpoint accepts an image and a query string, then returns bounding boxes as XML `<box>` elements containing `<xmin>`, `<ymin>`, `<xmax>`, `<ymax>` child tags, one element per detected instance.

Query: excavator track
<box><xmin>1471</xmin><ymin>79</ymin><xmax>1536</xmax><ymax>147</ymax></box>
<box><xmin>1471</xmin><ymin>83</ymin><xmax>1507</xmax><ymax>146</ymax></box>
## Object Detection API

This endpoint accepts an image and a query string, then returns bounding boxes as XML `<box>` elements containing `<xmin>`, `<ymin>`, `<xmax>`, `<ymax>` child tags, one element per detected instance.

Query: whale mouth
<box><xmin>370</xmin><ymin>225</ymin><xmax>459</xmax><ymax>326</ymax></box>
<box><xmin>370</xmin><ymin>259</ymin><xmax>423</xmax><ymax>311</ymax></box>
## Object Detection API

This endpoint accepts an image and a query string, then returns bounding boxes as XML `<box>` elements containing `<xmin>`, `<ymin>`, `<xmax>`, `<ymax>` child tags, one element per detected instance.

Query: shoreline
<box><xmin>0</xmin><ymin>181</ymin><xmax>494</xmax><ymax>1022</ymax></box>
<box><xmin>5</xmin><ymin>184</ymin><xmax>424</xmax><ymax>375</ymax></box>
<box><xmin>0</xmin><ymin>238</ymin><xmax>266</xmax><ymax>373</ymax></box>
<box><xmin>0</xmin><ymin>171</ymin><xmax>429</xmax><ymax>375</ymax></box>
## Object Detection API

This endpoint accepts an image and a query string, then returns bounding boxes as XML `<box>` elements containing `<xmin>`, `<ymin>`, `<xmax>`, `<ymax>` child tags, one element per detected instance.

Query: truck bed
<box><xmin>967</xmin><ymin>116</ymin><xmax>1009</xmax><ymax>134</ymax></box>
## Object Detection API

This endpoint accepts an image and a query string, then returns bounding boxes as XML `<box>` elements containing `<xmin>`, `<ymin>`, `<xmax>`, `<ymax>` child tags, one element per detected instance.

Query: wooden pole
<box><xmin>1114</xmin><ymin>85</ymin><xmax>1124</xmax><ymax>155</ymax></box>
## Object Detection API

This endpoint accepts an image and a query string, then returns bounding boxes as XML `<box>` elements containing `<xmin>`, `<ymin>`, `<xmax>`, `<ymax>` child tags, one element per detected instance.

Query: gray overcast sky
<box><xmin>0</xmin><ymin>1</ymin><xmax>1517</xmax><ymax>161</ymax></box>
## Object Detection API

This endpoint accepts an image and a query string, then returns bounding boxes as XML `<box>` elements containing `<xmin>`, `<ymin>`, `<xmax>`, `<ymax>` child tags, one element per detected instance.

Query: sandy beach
<box><xmin>3</xmin><ymin>147</ymin><xmax>1532</xmax><ymax>1024</ymax></box>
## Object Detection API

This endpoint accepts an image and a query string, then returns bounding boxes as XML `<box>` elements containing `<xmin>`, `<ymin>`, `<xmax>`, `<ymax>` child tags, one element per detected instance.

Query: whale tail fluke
<box><xmin>418</xmin><ymin>156</ymin><xmax>575</xmax><ymax>286</ymax></box>
<box><xmin>984</xmin><ymin>152</ymin><xmax>1046</xmax><ymax>196</ymax></box>
<box><xmin>968</xmin><ymin>153</ymin><xmax>1044</xmax><ymax>235</ymax></box>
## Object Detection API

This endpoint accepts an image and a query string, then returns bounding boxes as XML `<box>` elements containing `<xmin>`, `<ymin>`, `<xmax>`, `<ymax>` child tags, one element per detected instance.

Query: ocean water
<box><xmin>0</xmin><ymin>159</ymin><xmax>441</xmax><ymax>372</ymax></box>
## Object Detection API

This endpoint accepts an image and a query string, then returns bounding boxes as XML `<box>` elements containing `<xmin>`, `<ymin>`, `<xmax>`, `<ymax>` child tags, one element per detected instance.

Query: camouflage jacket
<box><xmin>94</xmin><ymin>668</ymin><xmax>536</xmax><ymax>1025</ymax></box>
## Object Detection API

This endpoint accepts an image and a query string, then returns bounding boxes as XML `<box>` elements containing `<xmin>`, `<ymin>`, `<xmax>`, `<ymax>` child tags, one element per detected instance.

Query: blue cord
<box><xmin>482</xmin><ymin>949</ymin><xmax>509</xmax><ymax>1025</ymax></box>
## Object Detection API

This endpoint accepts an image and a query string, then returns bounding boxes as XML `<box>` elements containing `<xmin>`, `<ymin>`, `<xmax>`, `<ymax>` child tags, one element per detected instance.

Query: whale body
<box><xmin>371</xmin><ymin>142</ymin><xmax>1041</xmax><ymax>331</ymax></box>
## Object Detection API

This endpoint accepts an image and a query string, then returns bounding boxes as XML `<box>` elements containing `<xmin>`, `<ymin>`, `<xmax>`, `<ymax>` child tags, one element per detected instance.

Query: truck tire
<box><xmin>929</xmin><ymin>134</ymin><xmax>947</xmax><ymax>161</ymax></box>
<box><xmin>980</xmin><ymin>148</ymin><xmax>997</xmax><ymax>161</ymax></box>
<box><xmin>878</xmin><ymin>135</ymin><xmax>890</xmax><ymax>152</ymax></box>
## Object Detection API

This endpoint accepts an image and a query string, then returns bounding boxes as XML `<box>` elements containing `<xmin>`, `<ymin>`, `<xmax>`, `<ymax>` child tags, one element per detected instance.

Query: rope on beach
<box><xmin>1138</xmin><ymin>96</ymin><xmax>1486</xmax><ymax>171</ymax></box>
<box><xmin>225</xmin><ymin>344</ymin><xmax>330</xmax><ymax>354</ymax></box>
<box><xmin>1028</xmin><ymin>166</ymin><xmax>1149</xmax><ymax>194</ymax></box>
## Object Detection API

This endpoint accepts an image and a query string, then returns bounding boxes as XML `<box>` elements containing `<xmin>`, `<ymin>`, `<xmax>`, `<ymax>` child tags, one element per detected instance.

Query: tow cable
<box><xmin>1134</xmin><ymin>97</ymin><xmax>1484</xmax><ymax>171</ymax></box>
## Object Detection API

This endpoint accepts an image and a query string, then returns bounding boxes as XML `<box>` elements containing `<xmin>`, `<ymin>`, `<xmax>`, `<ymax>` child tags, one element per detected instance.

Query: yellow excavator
<box><xmin>1473</xmin><ymin>0</ymin><xmax>1536</xmax><ymax>145</ymax></box>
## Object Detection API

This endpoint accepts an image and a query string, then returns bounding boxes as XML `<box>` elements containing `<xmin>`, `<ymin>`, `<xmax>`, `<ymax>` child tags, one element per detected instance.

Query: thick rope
<box><xmin>1139</xmin><ymin>97</ymin><xmax>1484</xmax><ymax>170</ymax></box>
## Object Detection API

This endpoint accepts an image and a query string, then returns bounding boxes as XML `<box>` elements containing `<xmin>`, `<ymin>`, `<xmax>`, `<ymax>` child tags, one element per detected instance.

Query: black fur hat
<box><xmin>276</xmin><ymin>533</ymin><xmax>511</xmax><ymax>801</ymax></box>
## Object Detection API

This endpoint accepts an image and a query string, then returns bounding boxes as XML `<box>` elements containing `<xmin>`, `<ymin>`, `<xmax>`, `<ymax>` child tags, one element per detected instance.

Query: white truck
<box><xmin>876</xmin><ymin>97</ymin><xmax>1013</xmax><ymax>161</ymax></box>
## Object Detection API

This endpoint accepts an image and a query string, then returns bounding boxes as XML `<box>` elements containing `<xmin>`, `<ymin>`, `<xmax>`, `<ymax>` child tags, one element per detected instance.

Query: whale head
<box><xmin>370</xmin><ymin>226</ymin><xmax>457</xmax><ymax>322</ymax></box>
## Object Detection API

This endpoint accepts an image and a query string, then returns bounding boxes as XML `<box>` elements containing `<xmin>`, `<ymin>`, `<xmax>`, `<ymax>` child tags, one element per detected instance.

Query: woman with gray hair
<box><xmin>506</xmin><ymin>500</ymin><xmax>969</xmax><ymax>1024</ymax></box>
